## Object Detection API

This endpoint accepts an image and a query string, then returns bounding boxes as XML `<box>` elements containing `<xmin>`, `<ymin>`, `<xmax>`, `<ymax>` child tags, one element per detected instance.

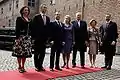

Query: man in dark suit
<box><xmin>49</xmin><ymin>12</ymin><xmax>65</xmax><ymax>71</ymax></box>
<box><xmin>100</xmin><ymin>14</ymin><xmax>118</xmax><ymax>70</ymax></box>
<box><xmin>31</xmin><ymin>4</ymin><xmax>50</xmax><ymax>71</ymax></box>
<box><xmin>72</xmin><ymin>12</ymin><xmax>88</xmax><ymax>68</ymax></box>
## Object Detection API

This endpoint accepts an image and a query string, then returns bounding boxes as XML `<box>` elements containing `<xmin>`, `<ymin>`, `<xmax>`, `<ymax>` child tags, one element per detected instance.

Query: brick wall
<box><xmin>41</xmin><ymin>0</ymin><xmax>120</xmax><ymax>38</ymax></box>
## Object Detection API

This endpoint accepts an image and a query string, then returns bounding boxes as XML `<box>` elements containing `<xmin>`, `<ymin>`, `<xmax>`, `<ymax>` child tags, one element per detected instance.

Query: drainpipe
<box><xmin>82</xmin><ymin>0</ymin><xmax>85</xmax><ymax>20</ymax></box>
<box><xmin>12</xmin><ymin>0</ymin><xmax>14</xmax><ymax>27</ymax></box>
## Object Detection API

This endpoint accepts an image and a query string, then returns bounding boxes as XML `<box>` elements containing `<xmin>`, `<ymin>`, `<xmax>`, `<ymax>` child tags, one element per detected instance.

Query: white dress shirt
<box><xmin>77</xmin><ymin>20</ymin><xmax>80</xmax><ymax>27</ymax></box>
<box><xmin>40</xmin><ymin>12</ymin><xmax>46</xmax><ymax>25</ymax></box>
<box><xmin>55</xmin><ymin>19</ymin><xmax>62</xmax><ymax>27</ymax></box>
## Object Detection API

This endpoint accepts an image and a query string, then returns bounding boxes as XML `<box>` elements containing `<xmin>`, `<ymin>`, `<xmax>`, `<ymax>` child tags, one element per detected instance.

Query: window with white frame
<box><xmin>1</xmin><ymin>8</ymin><xmax>3</xmax><ymax>14</ymax></box>
<box><xmin>28</xmin><ymin>0</ymin><xmax>35</xmax><ymax>7</ymax></box>
<box><xmin>16</xmin><ymin>0</ymin><xmax>19</xmax><ymax>8</ymax></box>
<box><xmin>9</xmin><ymin>4</ymin><xmax>12</xmax><ymax>11</ymax></box>
<box><xmin>9</xmin><ymin>19</ymin><xmax>11</xmax><ymax>27</ymax></box>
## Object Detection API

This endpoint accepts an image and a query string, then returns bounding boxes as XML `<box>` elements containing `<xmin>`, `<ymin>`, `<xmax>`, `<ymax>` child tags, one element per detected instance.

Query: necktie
<box><xmin>106</xmin><ymin>23</ymin><xmax>109</xmax><ymax>28</ymax></box>
<box><xmin>78</xmin><ymin>21</ymin><xmax>80</xmax><ymax>27</ymax></box>
<box><xmin>58</xmin><ymin>21</ymin><xmax>61</xmax><ymax>27</ymax></box>
<box><xmin>42</xmin><ymin>15</ymin><xmax>46</xmax><ymax>25</ymax></box>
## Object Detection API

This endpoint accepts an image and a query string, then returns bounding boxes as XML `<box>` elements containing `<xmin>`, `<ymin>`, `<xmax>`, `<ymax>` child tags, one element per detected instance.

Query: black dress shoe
<box><xmin>106</xmin><ymin>67</ymin><xmax>111</xmax><ymax>70</ymax></box>
<box><xmin>81</xmin><ymin>66</ymin><xmax>85</xmax><ymax>69</ymax></box>
<box><xmin>72</xmin><ymin>65</ymin><xmax>76</xmax><ymax>68</ymax></box>
<box><xmin>55</xmin><ymin>67</ymin><xmax>62</xmax><ymax>71</ymax></box>
<box><xmin>35</xmin><ymin>68</ymin><xmax>40</xmax><ymax>72</ymax></box>
<box><xmin>50</xmin><ymin>68</ymin><xmax>54</xmax><ymax>71</ymax></box>
<box><xmin>101</xmin><ymin>66</ymin><xmax>107</xmax><ymax>68</ymax></box>
<box><xmin>39</xmin><ymin>67</ymin><xmax>45</xmax><ymax>71</ymax></box>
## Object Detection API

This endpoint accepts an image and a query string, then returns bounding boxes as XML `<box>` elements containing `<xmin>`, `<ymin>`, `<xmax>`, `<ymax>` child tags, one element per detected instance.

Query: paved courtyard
<box><xmin>0</xmin><ymin>49</ymin><xmax>120</xmax><ymax>80</ymax></box>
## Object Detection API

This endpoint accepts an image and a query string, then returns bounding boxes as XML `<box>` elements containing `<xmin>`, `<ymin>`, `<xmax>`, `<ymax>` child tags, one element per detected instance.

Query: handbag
<box><xmin>12</xmin><ymin>21</ymin><xmax>32</xmax><ymax>57</ymax></box>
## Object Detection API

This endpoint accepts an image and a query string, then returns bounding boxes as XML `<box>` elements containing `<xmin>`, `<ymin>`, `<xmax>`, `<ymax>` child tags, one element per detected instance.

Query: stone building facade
<box><xmin>44</xmin><ymin>0</ymin><xmax>120</xmax><ymax>38</ymax></box>
<box><xmin>43</xmin><ymin>0</ymin><xmax>120</xmax><ymax>31</ymax></box>
<box><xmin>0</xmin><ymin>0</ymin><xmax>39</xmax><ymax>27</ymax></box>
<box><xmin>0</xmin><ymin>0</ymin><xmax>120</xmax><ymax>34</ymax></box>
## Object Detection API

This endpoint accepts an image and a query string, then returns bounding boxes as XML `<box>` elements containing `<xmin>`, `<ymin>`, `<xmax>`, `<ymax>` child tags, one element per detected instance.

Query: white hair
<box><xmin>40</xmin><ymin>4</ymin><xmax>47</xmax><ymax>8</ymax></box>
<box><xmin>55</xmin><ymin>11</ymin><xmax>60</xmax><ymax>15</ymax></box>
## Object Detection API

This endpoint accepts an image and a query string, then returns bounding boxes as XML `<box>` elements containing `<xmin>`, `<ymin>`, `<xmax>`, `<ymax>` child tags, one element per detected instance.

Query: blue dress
<box><xmin>63</xmin><ymin>24</ymin><xmax>73</xmax><ymax>53</ymax></box>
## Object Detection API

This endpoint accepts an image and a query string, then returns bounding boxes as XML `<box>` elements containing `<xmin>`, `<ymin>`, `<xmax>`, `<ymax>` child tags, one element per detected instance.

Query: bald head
<box><xmin>76</xmin><ymin>12</ymin><xmax>82</xmax><ymax>20</ymax></box>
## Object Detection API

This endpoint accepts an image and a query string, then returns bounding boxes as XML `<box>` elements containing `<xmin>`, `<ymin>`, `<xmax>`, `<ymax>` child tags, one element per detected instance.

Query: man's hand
<box><xmin>100</xmin><ymin>42</ymin><xmax>103</xmax><ymax>46</ymax></box>
<box><xmin>111</xmin><ymin>41</ymin><xmax>116</xmax><ymax>45</ymax></box>
<box><xmin>50</xmin><ymin>41</ymin><xmax>54</xmax><ymax>44</ymax></box>
<box><xmin>73</xmin><ymin>42</ymin><xmax>75</xmax><ymax>45</ymax></box>
<box><xmin>62</xmin><ymin>42</ymin><xmax>65</xmax><ymax>45</ymax></box>
<box><xmin>85</xmin><ymin>41</ymin><xmax>89</xmax><ymax>47</ymax></box>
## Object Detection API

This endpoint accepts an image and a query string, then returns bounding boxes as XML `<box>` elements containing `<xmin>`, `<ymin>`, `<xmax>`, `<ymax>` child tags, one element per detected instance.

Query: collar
<box><xmin>76</xmin><ymin>20</ymin><xmax>81</xmax><ymax>22</ymax></box>
<box><xmin>55</xmin><ymin>19</ymin><xmax>60</xmax><ymax>23</ymax></box>
<box><xmin>65</xmin><ymin>24</ymin><xmax>70</xmax><ymax>27</ymax></box>
<box><xmin>106</xmin><ymin>20</ymin><xmax>111</xmax><ymax>24</ymax></box>
<box><xmin>40</xmin><ymin>12</ymin><xmax>46</xmax><ymax>16</ymax></box>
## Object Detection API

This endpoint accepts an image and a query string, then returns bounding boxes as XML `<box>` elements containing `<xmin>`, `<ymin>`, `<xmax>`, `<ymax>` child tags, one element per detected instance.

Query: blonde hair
<box><xmin>64</xmin><ymin>15</ymin><xmax>71</xmax><ymax>24</ymax></box>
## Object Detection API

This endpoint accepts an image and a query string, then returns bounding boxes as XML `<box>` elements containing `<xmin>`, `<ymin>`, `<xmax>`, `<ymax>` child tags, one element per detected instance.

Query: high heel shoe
<box><xmin>19</xmin><ymin>69</ymin><xmax>24</xmax><ymax>73</ymax></box>
<box><xmin>19</xmin><ymin>67</ymin><xmax>26</xmax><ymax>73</ymax></box>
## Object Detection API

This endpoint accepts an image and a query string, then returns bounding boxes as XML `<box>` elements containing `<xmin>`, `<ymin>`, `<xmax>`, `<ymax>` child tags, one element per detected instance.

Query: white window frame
<box><xmin>28</xmin><ymin>0</ymin><xmax>35</xmax><ymax>7</ymax></box>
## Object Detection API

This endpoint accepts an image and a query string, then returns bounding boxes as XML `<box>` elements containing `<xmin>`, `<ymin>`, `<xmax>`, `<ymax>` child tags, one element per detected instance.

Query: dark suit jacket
<box><xmin>31</xmin><ymin>14</ymin><xmax>50</xmax><ymax>40</ymax></box>
<box><xmin>50</xmin><ymin>21</ymin><xmax>65</xmax><ymax>44</ymax></box>
<box><xmin>72</xmin><ymin>20</ymin><xmax>88</xmax><ymax>42</ymax></box>
<box><xmin>100</xmin><ymin>21</ymin><xmax>118</xmax><ymax>55</ymax></box>
<box><xmin>72</xmin><ymin>20</ymin><xmax>88</xmax><ymax>51</ymax></box>
<box><xmin>100</xmin><ymin>21</ymin><xmax>118</xmax><ymax>42</ymax></box>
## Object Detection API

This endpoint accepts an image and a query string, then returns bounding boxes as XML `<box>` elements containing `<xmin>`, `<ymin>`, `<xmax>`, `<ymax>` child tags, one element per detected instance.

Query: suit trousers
<box><xmin>72</xmin><ymin>44</ymin><xmax>85</xmax><ymax>66</ymax></box>
<box><xmin>105</xmin><ymin>52</ymin><xmax>113</xmax><ymax>67</ymax></box>
<box><xmin>103</xmin><ymin>42</ymin><xmax>115</xmax><ymax>67</ymax></box>
<box><xmin>34</xmin><ymin>40</ymin><xmax>46</xmax><ymax>69</ymax></box>
<box><xmin>50</xmin><ymin>43</ymin><xmax>62</xmax><ymax>68</ymax></box>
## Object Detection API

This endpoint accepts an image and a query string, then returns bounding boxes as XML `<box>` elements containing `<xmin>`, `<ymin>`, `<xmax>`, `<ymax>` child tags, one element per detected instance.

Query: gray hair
<box><xmin>40</xmin><ymin>4</ymin><xmax>47</xmax><ymax>9</ymax></box>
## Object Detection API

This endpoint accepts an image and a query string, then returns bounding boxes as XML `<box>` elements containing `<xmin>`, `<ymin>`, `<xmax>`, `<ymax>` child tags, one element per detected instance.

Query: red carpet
<box><xmin>0</xmin><ymin>66</ymin><xmax>103</xmax><ymax>80</ymax></box>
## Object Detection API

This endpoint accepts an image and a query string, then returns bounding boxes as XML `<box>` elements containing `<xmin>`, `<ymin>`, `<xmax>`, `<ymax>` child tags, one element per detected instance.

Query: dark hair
<box><xmin>20</xmin><ymin>6</ymin><xmax>30</xmax><ymax>17</ymax></box>
<box><xmin>89</xmin><ymin>19</ymin><xmax>97</xmax><ymax>25</ymax></box>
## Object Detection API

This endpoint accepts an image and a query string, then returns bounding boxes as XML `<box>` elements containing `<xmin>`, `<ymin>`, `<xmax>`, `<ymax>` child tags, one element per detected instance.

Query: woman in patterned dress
<box><xmin>88</xmin><ymin>19</ymin><xmax>100</xmax><ymax>68</ymax></box>
<box><xmin>62</xmin><ymin>15</ymin><xmax>74</xmax><ymax>69</ymax></box>
<box><xmin>12</xmin><ymin>6</ymin><xmax>32</xmax><ymax>73</ymax></box>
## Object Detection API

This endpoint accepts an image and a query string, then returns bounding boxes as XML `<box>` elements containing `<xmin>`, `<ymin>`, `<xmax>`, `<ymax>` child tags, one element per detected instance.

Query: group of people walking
<box><xmin>12</xmin><ymin>4</ymin><xmax>118</xmax><ymax>73</ymax></box>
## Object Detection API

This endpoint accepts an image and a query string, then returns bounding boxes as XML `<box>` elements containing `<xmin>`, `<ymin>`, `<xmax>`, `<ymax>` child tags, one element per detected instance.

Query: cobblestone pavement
<box><xmin>0</xmin><ymin>49</ymin><xmax>120</xmax><ymax>80</ymax></box>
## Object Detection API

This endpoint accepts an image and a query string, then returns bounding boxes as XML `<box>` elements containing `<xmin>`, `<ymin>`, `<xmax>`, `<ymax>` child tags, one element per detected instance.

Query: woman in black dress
<box><xmin>12</xmin><ymin>6</ymin><xmax>32</xmax><ymax>73</ymax></box>
<box><xmin>62</xmin><ymin>15</ymin><xmax>74</xmax><ymax>69</ymax></box>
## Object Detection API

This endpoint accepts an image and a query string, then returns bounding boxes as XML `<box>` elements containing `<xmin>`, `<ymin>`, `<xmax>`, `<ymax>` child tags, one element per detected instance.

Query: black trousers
<box><xmin>104</xmin><ymin>51</ymin><xmax>114</xmax><ymax>67</ymax></box>
<box><xmin>72</xmin><ymin>44</ymin><xmax>85</xmax><ymax>66</ymax></box>
<box><xmin>34</xmin><ymin>40</ymin><xmax>46</xmax><ymax>69</ymax></box>
<box><xmin>50</xmin><ymin>43</ymin><xmax>62</xmax><ymax>69</ymax></box>
<box><xmin>103</xmin><ymin>42</ymin><xmax>115</xmax><ymax>67</ymax></box>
